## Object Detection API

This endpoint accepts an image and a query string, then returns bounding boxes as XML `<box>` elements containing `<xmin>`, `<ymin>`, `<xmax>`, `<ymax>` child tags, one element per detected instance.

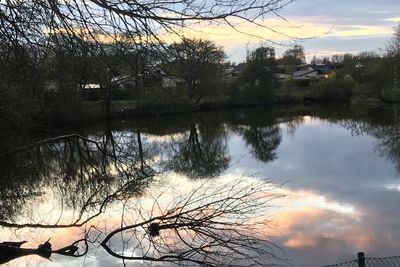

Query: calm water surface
<box><xmin>1</xmin><ymin>105</ymin><xmax>400</xmax><ymax>267</ymax></box>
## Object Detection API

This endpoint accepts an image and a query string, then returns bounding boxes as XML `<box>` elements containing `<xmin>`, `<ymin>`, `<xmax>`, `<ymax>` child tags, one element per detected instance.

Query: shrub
<box><xmin>281</xmin><ymin>78</ymin><xmax>296</xmax><ymax>90</ymax></box>
<box><xmin>381</xmin><ymin>86</ymin><xmax>400</xmax><ymax>102</ymax></box>
<box><xmin>312</xmin><ymin>78</ymin><xmax>355</xmax><ymax>102</ymax></box>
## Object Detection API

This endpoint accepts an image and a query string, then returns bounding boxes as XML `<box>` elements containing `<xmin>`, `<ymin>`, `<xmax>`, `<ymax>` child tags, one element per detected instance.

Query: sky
<box><xmin>183</xmin><ymin>0</ymin><xmax>400</xmax><ymax>63</ymax></box>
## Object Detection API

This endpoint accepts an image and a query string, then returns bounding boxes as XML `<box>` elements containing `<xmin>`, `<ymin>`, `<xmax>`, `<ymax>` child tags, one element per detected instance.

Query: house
<box><xmin>146</xmin><ymin>64</ymin><xmax>187</xmax><ymax>88</ymax></box>
<box><xmin>223</xmin><ymin>66</ymin><xmax>235</xmax><ymax>81</ymax></box>
<box><xmin>82</xmin><ymin>83</ymin><xmax>101</xmax><ymax>90</ymax></box>
<box><xmin>293</xmin><ymin>68</ymin><xmax>319</xmax><ymax>80</ymax></box>
<box><xmin>111</xmin><ymin>75</ymin><xmax>136</xmax><ymax>89</ymax></box>
<box><xmin>233</xmin><ymin>63</ymin><xmax>246</xmax><ymax>77</ymax></box>
<box><xmin>310</xmin><ymin>63</ymin><xmax>335</xmax><ymax>78</ymax></box>
<box><xmin>222</xmin><ymin>63</ymin><xmax>246</xmax><ymax>81</ymax></box>
<box><xmin>292</xmin><ymin>64</ymin><xmax>334</xmax><ymax>81</ymax></box>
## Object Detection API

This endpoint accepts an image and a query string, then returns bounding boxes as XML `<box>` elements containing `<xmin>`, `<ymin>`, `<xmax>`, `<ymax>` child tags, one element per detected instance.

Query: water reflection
<box><xmin>241</xmin><ymin>125</ymin><xmax>281</xmax><ymax>162</ymax></box>
<box><xmin>164</xmin><ymin>123</ymin><xmax>230</xmax><ymax>179</ymax></box>
<box><xmin>0</xmin><ymin>130</ymin><xmax>155</xmax><ymax>228</ymax></box>
<box><xmin>1</xmin><ymin>105</ymin><xmax>400</xmax><ymax>266</ymax></box>
<box><xmin>341</xmin><ymin>120</ymin><xmax>400</xmax><ymax>174</ymax></box>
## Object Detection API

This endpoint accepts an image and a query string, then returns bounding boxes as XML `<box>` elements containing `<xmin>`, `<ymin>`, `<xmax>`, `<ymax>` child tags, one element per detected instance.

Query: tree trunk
<box><xmin>187</xmin><ymin>80</ymin><xmax>196</xmax><ymax>101</ymax></box>
<box><xmin>137</xmin><ymin>128</ymin><xmax>145</xmax><ymax>172</ymax></box>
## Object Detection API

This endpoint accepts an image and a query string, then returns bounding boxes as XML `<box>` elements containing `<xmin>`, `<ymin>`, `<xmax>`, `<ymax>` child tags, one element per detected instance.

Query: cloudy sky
<box><xmin>183</xmin><ymin>0</ymin><xmax>400</xmax><ymax>62</ymax></box>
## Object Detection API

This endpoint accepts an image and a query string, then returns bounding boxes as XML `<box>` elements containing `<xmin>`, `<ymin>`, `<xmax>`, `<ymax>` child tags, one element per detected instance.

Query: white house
<box><xmin>161</xmin><ymin>76</ymin><xmax>184</xmax><ymax>88</ymax></box>
<box><xmin>82</xmin><ymin>83</ymin><xmax>101</xmax><ymax>90</ymax></box>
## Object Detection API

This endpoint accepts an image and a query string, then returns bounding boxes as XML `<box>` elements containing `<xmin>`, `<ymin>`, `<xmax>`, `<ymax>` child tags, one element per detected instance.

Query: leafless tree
<box><xmin>99</xmin><ymin>179</ymin><xmax>286</xmax><ymax>266</ymax></box>
<box><xmin>386</xmin><ymin>23</ymin><xmax>400</xmax><ymax>91</ymax></box>
<box><xmin>386</xmin><ymin>23</ymin><xmax>400</xmax><ymax>57</ymax></box>
<box><xmin>0</xmin><ymin>0</ymin><xmax>295</xmax><ymax>47</ymax></box>
<box><xmin>0</xmin><ymin>147</ymin><xmax>286</xmax><ymax>265</ymax></box>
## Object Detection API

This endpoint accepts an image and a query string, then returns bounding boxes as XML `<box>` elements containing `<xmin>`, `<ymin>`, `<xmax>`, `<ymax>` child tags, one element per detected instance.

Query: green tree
<box><xmin>278</xmin><ymin>44</ymin><xmax>306</xmax><ymax>66</ymax></box>
<box><xmin>242</xmin><ymin>46</ymin><xmax>277</xmax><ymax>92</ymax></box>
<box><xmin>167</xmin><ymin>38</ymin><xmax>226</xmax><ymax>102</ymax></box>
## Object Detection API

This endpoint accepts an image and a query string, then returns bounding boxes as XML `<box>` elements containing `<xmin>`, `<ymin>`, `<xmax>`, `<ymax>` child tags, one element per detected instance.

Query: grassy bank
<box><xmin>34</xmin><ymin>77</ymin><xmax>398</xmax><ymax>128</ymax></box>
<box><xmin>79</xmin><ymin>80</ymin><xmax>383</xmax><ymax>121</ymax></box>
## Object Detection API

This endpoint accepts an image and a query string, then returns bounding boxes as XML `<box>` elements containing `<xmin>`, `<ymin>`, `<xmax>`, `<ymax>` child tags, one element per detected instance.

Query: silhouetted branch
<box><xmin>0</xmin><ymin>0</ymin><xmax>296</xmax><ymax>49</ymax></box>
<box><xmin>0</xmin><ymin>238</ymin><xmax>87</xmax><ymax>264</ymax></box>
<box><xmin>100</xmin><ymin>179</ymin><xmax>286</xmax><ymax>266</ymax></box>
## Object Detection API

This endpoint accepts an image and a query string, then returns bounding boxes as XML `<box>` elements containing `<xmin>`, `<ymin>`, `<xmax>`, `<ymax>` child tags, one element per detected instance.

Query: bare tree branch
<box><xmin>100</xmin><ymin>179</ymin><xmax>286</xmax><ymax>266</ymax></box>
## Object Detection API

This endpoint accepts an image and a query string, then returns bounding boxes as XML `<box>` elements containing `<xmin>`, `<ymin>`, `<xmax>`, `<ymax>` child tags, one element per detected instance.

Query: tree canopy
<box><xmin>242</xmin><ymin>46</ymin><xmax>277</xmax><ymax>90</ymax></box>
<box><xmin>167</xmin><ymin>38</ymin><xmax>226</xmax><ymax>101</ymax></box>
<box><xmin>386</xmin><ymin>23</ymin><xmax>400</xmax><ymax>57</ymax></box>
<box><xmin>278</xmin><ymin>44</ymin><xmax>306</xmax><ymax>66</ymax></box>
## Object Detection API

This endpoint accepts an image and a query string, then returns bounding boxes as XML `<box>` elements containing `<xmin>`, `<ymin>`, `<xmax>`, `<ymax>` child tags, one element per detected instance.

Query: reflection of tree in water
<box><xmin>285</xmin><ymin>116</ymin><xmax>306</xmax><ymax>139</ymax></box>
<box><xmin>0</xmin><ymin>153</ymin><xmax>44</xmax><ymax>221</ymax></box>
<box><xmin>0</xmin><ymin>180</ymin><xmax>285</xmax><ymax>266</ymax></box>
<box><xmin>98</xmin><ymin>179</ymin><xmax>284</xmax><ymax>267</ymax></box>
<box><xmin>0</xmin><ymin>116</ymin><xmax>289</xmax><ymax>266</ymax></box>
<box><xmin>165</xmin><ymin>123</ymin><xmax>230</xmax><ymax>179</ymax></box>
<box><xmin>0</xmin><ymin>129</ymin><xmax>156</xmax><ymax>225</ymax></box>
<box><xmin>241</xmin><ymin>125</ymin><xmax>282</xmax><ymax>162</ymax></box>
<box><xmin>341</xmin><ymin>117</ymin><xmax>400</xmax><ymax>174</ymax></box>
<box><xmin>371</xmin><ymin>125</ymin><xmax>400</xmax><ymax>174</ymax></box>
<box><xmin>0</xmin><ymin>134</ymin><xmax>285</xmax><ymax>266</ymax></box>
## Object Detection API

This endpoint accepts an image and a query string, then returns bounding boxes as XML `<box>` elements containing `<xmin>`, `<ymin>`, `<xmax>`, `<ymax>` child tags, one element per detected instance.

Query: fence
<box><xmin>324</xmin><ymin>252</ymin><xmax>400</xmax><ymax>267</ymax></box>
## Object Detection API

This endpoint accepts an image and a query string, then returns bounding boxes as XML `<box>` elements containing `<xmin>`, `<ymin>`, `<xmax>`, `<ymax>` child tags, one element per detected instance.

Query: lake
<box><xmin>1</xmin><ymin>104</ymin><xmax>400</xmax><ymax>267</ymax></box>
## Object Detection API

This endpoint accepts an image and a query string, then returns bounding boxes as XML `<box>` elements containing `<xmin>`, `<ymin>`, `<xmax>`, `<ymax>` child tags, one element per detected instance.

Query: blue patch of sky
<box><xmin>226</xmin><ymin>0</ymin><xmax>400</xmax><ymax>62</ymax></box>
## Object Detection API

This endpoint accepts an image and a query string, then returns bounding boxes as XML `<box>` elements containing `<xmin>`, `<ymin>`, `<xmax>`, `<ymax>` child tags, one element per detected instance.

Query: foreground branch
<box><xmin>0</xmin><ymin>239</ymin><xmax>87</xmax><ymax>264</ymax></box>
<box><xmin>100</xmin><ymin>179</ymin><xmax>286</xmax><ymax>266</ymax></box>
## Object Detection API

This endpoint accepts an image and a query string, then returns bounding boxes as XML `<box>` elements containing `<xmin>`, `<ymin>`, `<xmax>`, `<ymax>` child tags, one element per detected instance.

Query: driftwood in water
<box><xmin>0</xmin><ymin>239</ymin><xmax>87</xmax><ymax>264</ymax></box>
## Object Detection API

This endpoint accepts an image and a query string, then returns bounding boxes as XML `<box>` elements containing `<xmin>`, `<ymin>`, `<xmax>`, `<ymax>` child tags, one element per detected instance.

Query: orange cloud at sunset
<box><xmin>266</xmin><ymin>207</ymin><xmax>373</xmax><ymax>250</ymax></box>
<box><xmin>285</xmin><ymin>235</ymin><xmax>318</xmax><ymax>248</ymax></box>
<box><xmin>158</xmin><ymin>17</ymin><xmax>395</xmax><ymax>48</ymax></box>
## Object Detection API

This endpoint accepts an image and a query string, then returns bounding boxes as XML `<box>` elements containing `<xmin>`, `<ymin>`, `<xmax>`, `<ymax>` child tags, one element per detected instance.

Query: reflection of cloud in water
<box><xmin>227</xmin><ymin>117</ymin><xmax>400</xmax><ymax>266</ymax></box>
<box><xmin>278</xmin><ymin>189</ymin><xmax>356</xmax><ymax>214</ymax></box>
